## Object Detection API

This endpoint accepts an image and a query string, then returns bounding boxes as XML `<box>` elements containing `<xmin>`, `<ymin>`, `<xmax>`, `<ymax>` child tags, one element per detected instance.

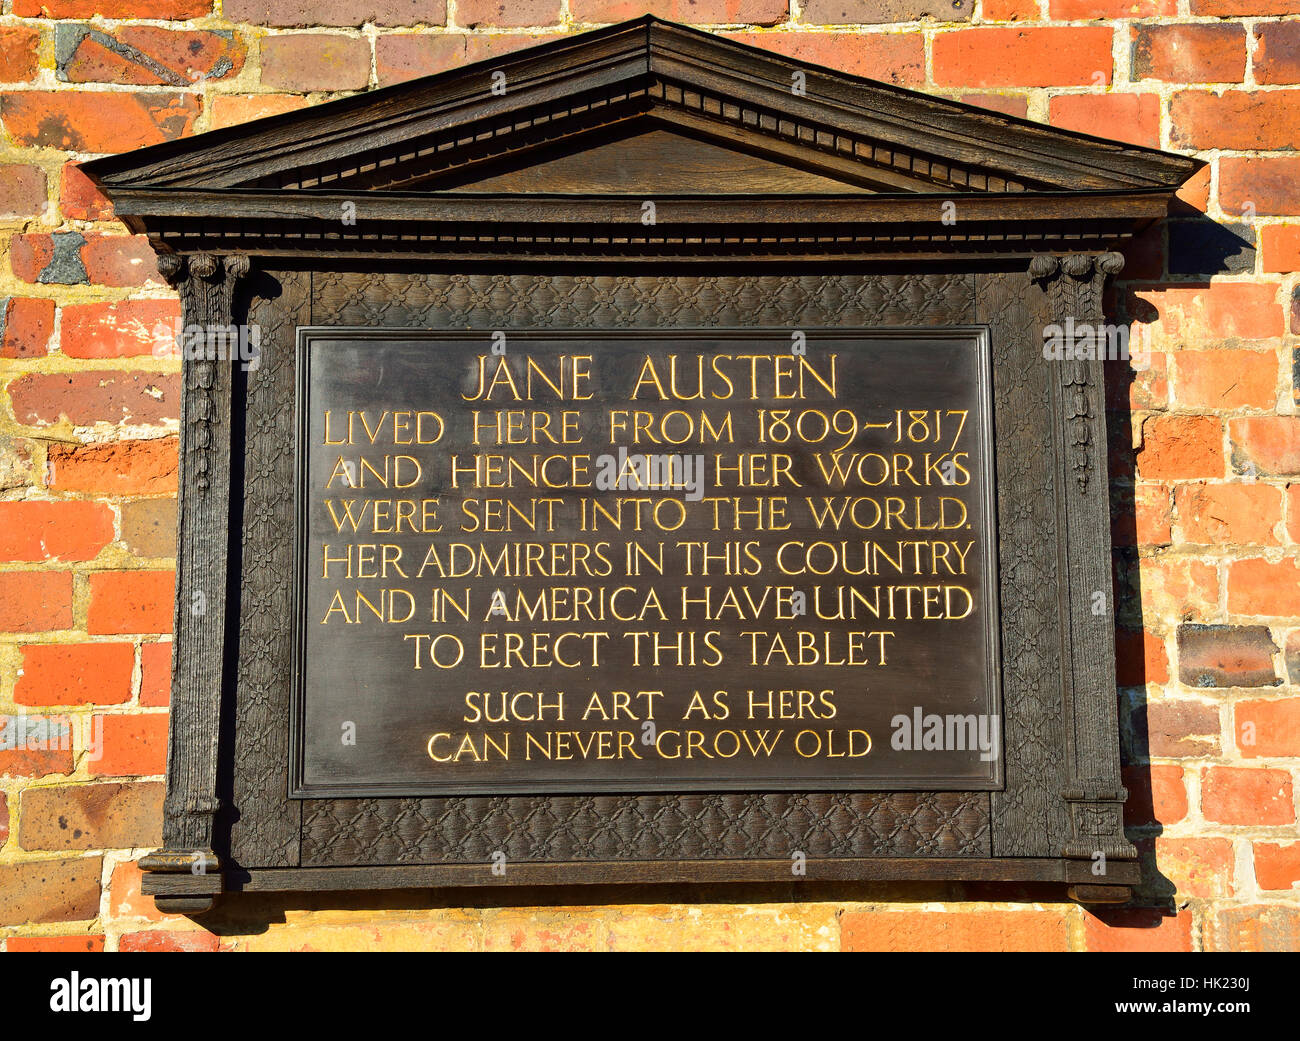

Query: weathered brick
<box><xmin>1135</xmin><ymin>283</ymin><xmax>1284</xmax><ymax>340</ymax></box>
<box><xmin>0</xmin><ymin>163</ymin><xmax>47</xmax><ymax>217</ymax></box>
<box><xmin>1083</xmin><ymin>909</ymin><xmax>1193</xmax><ymax>952</ymax></box>
<box><xmin>1206</xmin><ymin>904</ymin><xmax>1300</xmax><ymax>951</ymax></box>
<box><xmin>1153</xmin><ymin>836</ymin><xmax>1235</xmax><ymax>898</ymax></box>
<box><xmin>575</xmin><ymin>0</ymin><xmax>785</xmax><ymax>22</ymax></box>
<box><xmin>1256</xmin><ymin>21</ymin><xmax>1300</xmax><ymax>86</ymax></box>
<box><xmin>15</xmin><ymin>643</ymin><xmax>135</xmax><ymax>706</ymax></box>
<box><xmin>227</xmin><ymin>0</ymin><xmax>445</xmax><ymax>25</ymax></box>
<box><xmin>121</xmin><ymin>497</ymin><xmax>176</xmax><ymax>558</ymax></box>
<box><xmin>119</xmin><ymin>929</ymin><xmax>220</xmax><ymax>951</ymax></box>
<box><xmin>1262</xmin><ymin>224</ymin><xmax>1300</xmax><ymax>273</ymax></box>
<box><xmin>0</xmin><ymin>714</ymin><xmax>74</xmax><ymax>777</ymax></box>
<box><xmin>375</xmin><ymin>33</ymin><xmax>465</xmax><ymax>86</ymax></box>
<box><xmin>14</xmin><ymin>0</ymin><xmax>211</xmax><ymax>14</ymax></box>
<box><xmin>60</xmin><ymin>163</ymin><xmax>112</xmax><ymax>221</ymax></box>
<box><xmin>1173</xmin><ymin>90</ymin><xmax>1300</xmax><ymax>150</ymax></box>
<box><xmin>1133</xmin><ymin>699</ymin><xmax>1220</xmax><ymax>757</ymax></box>
<box><xmin>0</xmin><ymin>91</ymin><xmax>200</xmax><ymax>151</ymax></box>
<box><xmin>1173</xmin><ymin>164</ymin><xmax>1212</xmax><ymax>215</ymax></box>
<box><xmin>9</xmin><ymin>233</ymin><xmax>89</xmax><ymax>285</ymax></box>
<box><xmin>723</xmin><ymin>31</ymin><xmax>924</xmax><ymax>85</ymax></box>
<box><xmin>57</xmin><ymin>26</ymin><xmax>245</xmax><ymax>85</ymax></box>
<box><xmin>933</xmin><ymin>28</ymin><xmax>1114</xmax><ymax>88</ymax></box>
<box><xmin>1115</xmin><ymin>628</ymin><xmax>1169</xmax><ymax>686</ymax></box>
<box><xmin>1051</xmin><ymin>0</ymin><xmax>1174</xmax><ymax>14</ymax></box>
<box><xmin>46</xmin><ymin>440</ymin><xmax>178</xmax><ymax>496</ymax></box>
<box><xmin>956</xmin><ymin>92</ymin><xmax>1028</xmax><ymax>118</ymax></box>
<box><xmin>0</xmin><ymin>857</ymin><xmax>102</xmax><ymax>927</ymax></box>
<box><xmin>1134</xmin><ymin>481</ymin><xmax>1173</xmax><ymax>545</ymax></box>
<box><xmin>87</xmin><ymin>570</ymin><xmax>174</xmax><ymax>636</ymax></box>
<box><xmin>140</xmin><ymin>642</ymin><xmax>171</xmax><ymax>707</ymax></box>
<box><xmin>0</xmin><ymin>26</ymin><xmax>40</xmax><ymax>82</ymax></box>
<box><xmin>0</xmin><ymin>792</ymin><xmax>7</xmax><ymax>845</ymax></box>
<box><xmin>1220</xmin><ymin>157</ymin><xmax>1300</xmax><ymax>217</ymax></box>
<box><xmin>1123</xmin><ymin>763</ymin><xmax>1188</xmax><ymax>826</ymax></box>
<box><xmin>1202</xmin><ymin>766</ymin><xmax>1294</xmax><ymax>825</ymax></box>
<box><xmin>1254</xmin><ymin>842</ymin><xmax>1300</xmax><ymax>891</ymax></box>
<box><xmin>797</xmin><ymin>0</ymin><xmax>965</xmax><ymax>22</ymax></box>
<box><xmin>260</xmin><ymin>34</ymin><xmax>372</xmax><ymax>92</ymax></box>
<box><xmin>89</xmin><ymin>713</ymin><xmax>168</xmax><ymax>776</ymax></box>
<box><xmin>9</xmin><ymin>372</ymin><xmax>179</xmax><ymax>428</ymax></box>
<box><xmin>980</xmin><ymin>0</ymin><xmax>1037</xmax><ymax>17</ymax></box>
<box><xmin>1178</xmin><ymin>624</ymin><xmax>1278</xmax><ymax>687</ymax></box>
<box><xmin>0</xmin><ymin>501</ymin><xmax>114</xmax><ymax>562</ymax></box>
<box><xmin>1136</xmin><ymin>414</ymin><xmax>1222</xmax><ymax>480</ymax></box>
<box><xmin>1131</xmin><ymin>23</ymin><xmax>1246</xmax><ymax>83</ymax></box>
<box><xmin>6</xmin><ymin>934</ymin><xmax>106</xmax><ymax>951</ymax></box>
<box><xmin>1047</xmin><ymin>93</ymin><xmax>1159</xmax><ymax>148</ymax></box>
<box><xmin>209</xmin><ymin>92</ymin><xmax>308</xmax><ymax>129</ymax></box>
<box><xmin>1174</xmin><ymin>483</ymin><xmax>1282</xmax><ymax>547</ymax></box>
<box><xmin>1228</xmin><ymin>558</ymin><xmax>1300</xmax><ymax>616</ymax></box>
<box><xmin>1235</xmin><ymin>699</ymin><xmax>1300</xmax><ymax>756</ymax></box>
<box><xmin>1229</xmin><ymin>417</ymin><xmax>1300</xmax><ymax>476</ymax></box>
<box><xmin>1132</xmin><ymin>557</ymin><xmax>1219</xmax><ymax>622</ymax></box>
<box><xmin>82</xmin><ymin>235</ymin><xmax>162</xmax><ymax>287</ymax></box>
<box><xmin>456</xmin><ymin>0</ymin><xmax>562</xmax><ymax>27</ymax></box>
<box><xmin>0</xmin><ymin>572</ymin><xmax>73</xmax><ymax>632</ymax></box>
<box><xmin>61</xmin><ymin>299</ymin><xmax>180</xmax><ymax>359</ymax></box>
<box><xmin>0</xmin><ymin>297</ymin><xmax>55</xmax><ymax>358</ymax></box>
<box><xmin>19</xmin><ymin>781</ymin><xmax>163</xmax><ymax>850</ymax></box>
<box><xmin>841</xmin><ymin>910</ymin><xmax>1069</xmax><ymax>952</ymax></box>
<box><xmin>1288</xmin><ymin>629</ymin><xmax>1300</xmax><ymax>682</ymax></box>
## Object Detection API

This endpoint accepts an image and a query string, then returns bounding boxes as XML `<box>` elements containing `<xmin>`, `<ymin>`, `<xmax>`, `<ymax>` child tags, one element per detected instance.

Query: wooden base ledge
<box><xmin>141</xmin><ymin>857</ymin><xmax>1138</xmax><ymax>910</ymax></box>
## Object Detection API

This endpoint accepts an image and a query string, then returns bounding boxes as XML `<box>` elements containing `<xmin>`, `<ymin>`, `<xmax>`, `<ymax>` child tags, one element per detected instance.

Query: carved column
<box><xmin>139</xmin><ymin>252</ymin><xmax>251</xmax><ymax>914</ymax></box>
<box><xmin>1030</xmin><ymin>252</ymin><xmax>1136</xmax><ymax>899</ymax></box>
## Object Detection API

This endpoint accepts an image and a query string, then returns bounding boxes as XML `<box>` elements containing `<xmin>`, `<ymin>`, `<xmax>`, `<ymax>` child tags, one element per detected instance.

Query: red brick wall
<box><xmin>1</xmin><ymin>2</ymin><xmax>1298</xmax><ymax>952</ymax></box>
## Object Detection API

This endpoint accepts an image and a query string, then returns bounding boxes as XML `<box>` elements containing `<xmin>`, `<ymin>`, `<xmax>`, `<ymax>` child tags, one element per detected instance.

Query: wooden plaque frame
<box><xmin>81</xmin><ymin>16</ymin><xmax>1203</xmax><ymax>913</ymax></box>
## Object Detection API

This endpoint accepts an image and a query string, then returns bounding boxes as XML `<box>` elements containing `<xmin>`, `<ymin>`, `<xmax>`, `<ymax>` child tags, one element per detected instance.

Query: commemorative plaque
<box><xmin>293</xmin><ymin>329</ymin><xmax>1001</xmax><ymax>795</ymax></box>
<box><xmin>80</xmin><ymin>15</ymin><xmax>1204</xmax><ymax>909</ymax></box>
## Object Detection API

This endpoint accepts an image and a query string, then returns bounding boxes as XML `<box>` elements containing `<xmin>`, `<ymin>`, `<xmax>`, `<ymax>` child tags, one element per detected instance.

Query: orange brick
<box><xmin>15</xmin><ymin>643</ymin><xmax>134</xmax><ymax>706</ymax></box>
<box><xmin>1136</xmin><ymin>414</ymin><xmax>1223</xmax><ymax>480</ymax></box>
<box><xmin>1048</xmin><ymin>93</ymin><xmax>1159</xmax><ymax>148</ymax></box>
<box><xmin>1131</xmin><ymin>23</ymin><xmax>1246</xmax><ymax>83</ymax></box>
<box><xmin>59</xmin><ymin>163</ymin><xmax>112</xmax><ymax>221</ymax></box>
<box><xmin>0</xmin><ymin>91</ymin><xmax>200</xmax><ymax>152</ymax></box>
<box><xmin>723</xmin><ymin>31</ymin><xmax>924</xmax><ymax>86</ymax></box>
<box><xmin>1174</xmin><ymin>483</ymin><xmax>1283</xmax><ymax>546</ymax></box>
<box><xmin>1134</xmin><ymin>557</ymin><xmax>1219</xmax><ymax>621</ymax></box>
<box><xmin>1174</xmin><ymin>164</ymin><xmax>1212</xmax><ymax>215</ymax></box>
<box><xmin>1235</xmin><ymin>699</ymin><xmax>1300</xmax><ymax>757</ymax></box>
<box><xmin>0</xmin><ymin>571</ymin><xmax>73</xmax><ymax>632</ymax></box>
<box><xmin>1115</xmin><ymin>628</ymin><xmax>1169</xmax><ymax>686</ymax></box>
<box><xmin>1124</xmin><ymin>764</ymin><xmax>1188</xmax><ymax>826</ymax></box>
<box><xmin>1172</xmin><ymin>89</ymin><xmax>1300</xmax><ymax>150</ymax></box>
<box><xmin>1228</xmin><ymin>557</ymin><xmax>1300</xmax><ymax>615</ymax></box>
<box><xmin>1139</xmin><ymin>698</ymin><xmax>1220</xmax><ymax>757</ymax></box>
<box><xmin>87</xmin><ymin>571</ymin><xmax>174</xmax><ymax>636</ymax></box>
<box><xmin>933</xmin><ymin>28</ymin><xmax>1114</xmax><ymax>88</ymax></box>
<box><xmin>1084</xmin><ymin>909</ymin><xmax>1193</xmax><ymax>952</ymax></box>
<box><xmin>60</xmin><ymin>299</ymin><xmax>180</xmax><ymax>359</ymax></box>
<box><xmin>980</xmin><ymin>0</ymin><xmax>1038</xmax><ymax>19</ymax></box>
<box><xmin>1154</xmin><ymin>836</ymin><xmax>1235</xmax><ymax>897</ymax></box>
<box><xmin>0</xmin><ymin>27</ymin><xmax>40</xmax><ymax>82</ymax></box>
<box><xmin>1206</xmin><ymin>904</ymin><xmax>1300</xmax><ymax>951</ymax></box>
<box><xmin>89</xmin><ymin>713</ymin><xmax>168</xmax><ymax>777</ymax></box>
<box><xmin>841</xmin><ymin>909</ymin><xmax>1069</xmax><ymax>952</ymax></box>
<box><xmin>0</xmin><ymin>714</ymin><xmax>74</xmax><ymax>778</ymax></box>
<box><xmin>5</xmin><ymin>935</ymin><xmax>105</xmax><ymax>952</ymax></box>
<box><xmin>140</xmin><ymin>642</ymin><xmax>172</xmax><ymax>707</ymax></box>
<box><xmin>109</xmin><ymin>859</ymin><xmax>167</xmax><ymax>922</ymax></box>
<box><xmin>209</xmin><ymin>92</ymin><xmax>309</xmax><ymax>130</ymax></box>
<box><xmin>1135</xmin><ymin>482</ymin><xmax>1173</xmax><ymax>546</ymax></box>
<box><xmin>1254</xmin><ymin>842</ymin><xmax>1300</xmax><ymax>890</ymax></box>
<box><xmin>1220</xmin><ymin>157</ymin><xmax>1300</xmax><ymax>217</ymax></box>
<box><xmin>119</xmin><ymin>929</ymin><xmax>219</xmax><ymax>952</ymax></box>
<box><xmin>1202</xmin><ymin>766</ymin><xmax>1295</xmax><ymax>825</ymax></box>
<box><xmin>1262</xmin><ymin>224</ymin><xmax>1300</xmax><ymax>273</ymax></box>
<box><xmin>45</xmin><ymin>440</ymin><xmax>178</xmax><ymax>496</ymax></box>
<box><xmin>0</xmin><ymin>501</ymin><xmax>114</xmax><ymax>562</ymax></box>
<box><xmin>1175</xmin><ymin>350</ymin><xmax>1277</xmax><ymax>410</ymax></box>
<box><xmin>1135</xmin><ymin>283</ymin><xmax>1284</xmax><ymax>340</ymax></box>
<box><xmin>1229</xmin><ymin>417</ymin><xmax>1300</xmax><ymax>476</ymax></box>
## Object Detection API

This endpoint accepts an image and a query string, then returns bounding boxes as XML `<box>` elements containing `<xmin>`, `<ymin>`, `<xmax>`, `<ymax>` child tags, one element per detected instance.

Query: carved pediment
<box><xmin>82</xmin><ymin>15</ymin><xmax>1203</xmax><ymax>262</ymax></box>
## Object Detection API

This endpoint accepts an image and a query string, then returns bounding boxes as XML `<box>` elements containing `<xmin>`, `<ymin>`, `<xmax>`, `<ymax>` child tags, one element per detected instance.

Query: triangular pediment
<box><xmin>84</xmin><ymin>16</ymin><xmax>1198</xmax><ymax>199</ymax></box>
